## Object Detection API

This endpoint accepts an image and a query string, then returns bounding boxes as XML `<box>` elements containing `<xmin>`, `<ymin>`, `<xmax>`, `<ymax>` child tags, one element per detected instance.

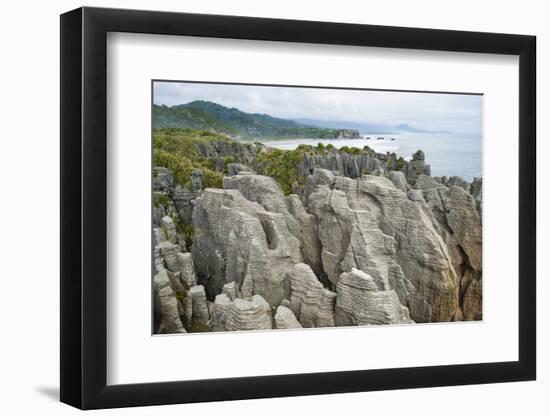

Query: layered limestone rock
<box><xmin>404</xmin><ymin>150</ymin><xmax>431</xmax><ymax>184</ymax></box>
<box><xmin>177</xmin><ymin>252</ymin><xmax>197</xmax><ymax>287</ymax></box>
<box><xmin>415</xmin><ymin>174</ymin><xmax>482</xmax><ymax>320</ymax></box>
<box><xmin>185</xmin><ymin>285</ymin><xmax>209</xmax><ymax>327</ymax></box>
<box><xmin>171</xmin><ymin>185</ymin><xmax>195</xmax><ymax>226</ymax></box>
<box><xmin>353</xmin><ymin>175</ymin><xmax>458</xmax><ymax>322</ymax></box>
<box><xmin>388</xmin><ymin>170</ymin><xmax>408</xmax><ymax>192</ymax></box>
<box><xmin>274</xmin><ymin>305</ymin><xmax>302</xmax><ymax>329</ymax></box>
<box><xmin>153</xmin><ymin>268</ymin><xmax>186</xmax><ymax>334</ymax></box>
<box><xmin>211</xmin><ymin>295</ymin><xmax>273</xmax><ymax>331</ymax></box>
<box><xmin>227</xmin><ymin>163</ymin><xmax>255</xmax><ymax>176</ymax></box>
<box><xmin>301</xmin><ymin>151</ymin><xmax>381</xmax><ymax>179</ymax></box>
<box><xmin>285</xmin><ymin>194</ymin><xmax>325</xmax><ymax>282</ymax></box>
<box><xmin>158</xmin><ymin>242</ymin><xmax>181</xmax><ymax>272</ymax></box>
<box><xmin>153</xmin><ymin>145</ymin><xmax>482</xmax><ymax>333</ymax></box>
<box><xmin>335</xmin><ymin>269</ymin><xmax>412</xmax><ymax>326</ymax></box>
<box><xmin>222</xmin><ymin>281</ymin><xmax>240</xmax><ymax>301</ymax></box>
<box><xmin>192</xmin><ymin>187</ymin><xmax>301</xmax><ymax>306</ymax></box>
<box><xmin>286</xmin><ymin>263</ymin><xmax>335</xmax><ymax>328</ymax></box>
<box><xmin>153</xmin><ymin>166</ymin><xmax>173</xmax><ymax>192</ymax></box>
<box><xmin>210</xmin><ymin>294</ymin><xmax>232</xmax><ymax>331</ymax></box>
<box><xmin>306</xmin><ymin>169</ymin><xmax>458</xmax><ymax>322</ymax></box>
<box><xmin>161</xmin><ymin>215</ymin><xmax>178</xmax><ymax>244</ymax></box>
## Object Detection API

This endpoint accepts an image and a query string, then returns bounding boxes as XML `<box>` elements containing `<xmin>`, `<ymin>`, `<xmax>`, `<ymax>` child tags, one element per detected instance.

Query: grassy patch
<box><xmin>189</xmin><ymin>322</ymin><xmax>210</xmax><ymax>333</ymax></box>
<box><xmin>153</xmin><ymin>128</ymin><xmax>236</xmax><ymax>188</ymax></box>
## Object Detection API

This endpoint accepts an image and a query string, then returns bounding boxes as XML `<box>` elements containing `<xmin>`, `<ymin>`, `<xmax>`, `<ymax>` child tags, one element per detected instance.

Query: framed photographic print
<box><xmin>60</xmin><ymin>6</ymin><xmax>536</xmax><ymax>410</ymax></box>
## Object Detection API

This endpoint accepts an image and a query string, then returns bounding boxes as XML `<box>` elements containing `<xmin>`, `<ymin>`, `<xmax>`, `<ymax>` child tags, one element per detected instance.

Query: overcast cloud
<box><xmin>154</xmin><ymin>81</ymin><xmax>482</xmax><ymax>134</ymax></box>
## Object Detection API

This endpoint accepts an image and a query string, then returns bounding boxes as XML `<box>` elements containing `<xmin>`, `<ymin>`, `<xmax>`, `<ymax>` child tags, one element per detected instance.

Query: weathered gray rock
<box><xmin>191</xmin><ymin>169</ymin><xmax>203</xmax><ymax>192</ymax></box>
<box><xmin>153</xmin><ymin>269</ymin><xmax>186</xmax><ymax>333</ymax></box>
<box><xmin>388</xmin><ymin>170</ymin><xmax>408</xmax><ymax>192</ymax></box>
<box><xmin>335</xmin><ymin>269</ymin><xmax>412</xmax><ymax>326</ymax></box>
<box><xmin>210</xmin><ymin>294</ymin><xmax>232</xmax><ymax>331</ymax></box>
<box><xmin>304</xmin><ymin>169</ymin><xmax>335</xmax><ymax>206</ymax></box>
<box><xmin>171</xmin><ymin>185</ymin><xmax>195</xmax><ymax>226</ymax></box>
<box><xmin>223</xmin><ymin>296</ymin><xmax>273</xmax><ymax>331</ymax></box>
<box><xmin>161</xmin><ymin>215</ymin><xmax>178</xmax><ymax>244</ymax></box>
<box><xmin>158</xmin><ymin>241</ymin><xmax>181</xmax><ymax>272</ymax></box>
<box><xmin>222</xmin><ymin>281</ymin><xmax>240</xmax><ymax>300</ymax></box>
<box><xmin>177</xmin><ymin>252</ymin><xmax>197</xmax><ymax>287</ymax></box>
<box><xmin>153</xmin><ymin>246</ymin><xmax>164</xmax><ymax>274</ymax></box>
<box><xmin>286</xmin><ymin>194</ymin><xmax>326</xmax><ymax>282</ymax></box>
<box><xmin>305</xmin><ymin>171</ymin><xmax>457</xmax><ymax>322</ymax></box>
<box><xmin>274</xmin><ymin>306</ymin><xmax>302</xmax><ymax>329</ymax></box>
<box><xmin>414</xmin><ymin>174</ymin><xmax>482</xmax><ymax>320</ymax></box>
<box><xmin>306</xmin><ymin>175</ymin><xmax>410</xmax><ymax>296</ymax></box>
<box><xmin>153</xmin><ymin>167</ymin><xmax>173</xmax><ymax>192</ymax></box>
<box><xmin>445</xmin><ymin>186</ymin><xmax>482</xmax><ymax>271</ymax></box>
<box><xmin>462</xmin><ymin>274</ymin><xmax>482</xmax><ymax>321</ymax></box>
<box><xmin>470</xmin><ymin>177</ymin><xmax>483</xmax><ymax>214</ymax></box>
<box><xmin>354</xmin><ymin>175</ymin><xmax>458</xmax><ymax>322</ymax></box>
<box><xmin>447</xmin><ymin>176</ymin><xmax>469</xmax><ymax>191</ymax></box>
<box><xmin>404</xmin><ymin>150</ymin><xmax>431</xmax><ymax>184</ymax></box>
<box><xmin>301</xmin><ymin>151</ymin><xmax>381</xmax><ymax>180</ymax></box>
<box><xmin>227</xmin><ymin>163</ymin><xmax>255</xmax><ymax>176</ymax></box>
<box><xmin>286</xmin><ymin>263</ymin><xmax>335</xmax><ymax>328</ymax></box>
<box><xmin>185</xmin><ymin>285</ymin><xmax>209</xmax><ymax>327</ymax></box>
<box><xmin>192</xmin><ymin>188</ymin><xmax>301</xmax><ymax>306</ymax></box>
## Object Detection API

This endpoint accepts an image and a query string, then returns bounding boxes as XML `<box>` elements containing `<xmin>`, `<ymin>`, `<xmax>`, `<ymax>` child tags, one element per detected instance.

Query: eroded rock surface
<box><xmin>192</xmin><ymin>187</ymin><xmax>301</xmax><ymax>306</ymax></box>
<box><xmin>286</xmin><ymin>263</ymin><xmax>336</xmax><ymax>328</ymax></box>
<box><xmin>335</xmin><ymin>269</ymin><xmax>412</xmax><ymax>326</ymax></box>
<box><xmin>152</xmin><ymin>143</ymin><xmax>482</xmax><ymax>334</ymax></box>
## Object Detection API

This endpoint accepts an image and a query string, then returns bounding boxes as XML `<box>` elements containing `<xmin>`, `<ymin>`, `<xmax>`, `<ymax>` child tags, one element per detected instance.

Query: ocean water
<box><xmin>260</xmin><ymin>133</ymin><xmax>482</xmax><ymax>182</ymax></box>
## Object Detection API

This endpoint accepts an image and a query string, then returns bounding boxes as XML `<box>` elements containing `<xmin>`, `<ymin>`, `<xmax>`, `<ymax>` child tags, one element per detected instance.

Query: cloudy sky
<box><xmin>154</xmin><ymin>81</ymin><xmax>482</xmax><ymax>134</ymax></box>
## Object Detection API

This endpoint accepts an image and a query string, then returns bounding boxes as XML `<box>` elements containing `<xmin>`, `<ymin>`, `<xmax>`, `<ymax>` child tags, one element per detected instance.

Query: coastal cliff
<box><xmin>152</xmin><ymin>128</ymin><xmax>482</xmax><ymax>333</ymax></box>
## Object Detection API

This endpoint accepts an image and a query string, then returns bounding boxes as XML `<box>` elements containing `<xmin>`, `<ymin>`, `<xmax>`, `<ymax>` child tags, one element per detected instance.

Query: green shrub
<box><xmin>397</xmin><ymin>157</ymin><xmax>406</xmax><ymax>170</ymax></box>
<box><xmin>201</xmin><ymin>169</ymin><xmax>224</xmax><ymax>189</ymax></box>
<box><xmin>154</xmin><ymin>193</ymin><xmax>170</xmax><ymax>209</ymax></box>
<box><xmin>182</xmin><ymin>225</ymin><xmax>194</xmax><ymax>250</ymax></box>
<box><xmin>153</xmin><ymin>128</ymin><xmax>237</xmax><ymax>188</ymax></box>
<box><xmin>189</xmin><ymin>322</ymin><xmax>210</xmax><ymax>333</ymax></box>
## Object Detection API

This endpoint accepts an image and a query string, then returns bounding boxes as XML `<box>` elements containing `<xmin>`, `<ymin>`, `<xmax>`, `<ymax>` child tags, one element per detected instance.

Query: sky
<box><xmin>154</xmin><ymin>81</ymin><xmax>483</xmax><ymax>134</ymax></box>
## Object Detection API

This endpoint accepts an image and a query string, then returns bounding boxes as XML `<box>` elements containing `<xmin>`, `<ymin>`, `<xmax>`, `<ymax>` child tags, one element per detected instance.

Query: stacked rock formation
<box><xmin>153</xmin><ymin>148</ymin><xmax>482</xmax><ymax>334</ymax></box>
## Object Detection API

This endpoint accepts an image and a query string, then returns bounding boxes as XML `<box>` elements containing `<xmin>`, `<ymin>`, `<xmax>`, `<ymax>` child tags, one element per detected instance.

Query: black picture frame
<box><xmin>60</xmin><ymin>6</ymin><xmax>536</xmax><ymax>410</ymax></box>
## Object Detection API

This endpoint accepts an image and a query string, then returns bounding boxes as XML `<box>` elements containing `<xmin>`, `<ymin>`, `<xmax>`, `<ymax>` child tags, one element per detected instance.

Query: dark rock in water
<box><xmin>336</xmin><ymin>129</ymin><xmax>361</xmax><ymax>139</ymax></box>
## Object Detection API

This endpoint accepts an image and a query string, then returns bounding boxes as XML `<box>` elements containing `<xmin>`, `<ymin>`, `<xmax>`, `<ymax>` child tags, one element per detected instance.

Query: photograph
<box><xmin>151</xmin><ymin>81</ymin><xmax>483</xmax><ymax>334</ymax></box>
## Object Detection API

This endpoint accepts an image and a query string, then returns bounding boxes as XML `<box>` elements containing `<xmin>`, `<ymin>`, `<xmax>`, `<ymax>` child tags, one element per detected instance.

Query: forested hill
<box><xmin>152</xmin><ymin>100</ymin><xmax>360</xmax><ymax>139</ymax></box>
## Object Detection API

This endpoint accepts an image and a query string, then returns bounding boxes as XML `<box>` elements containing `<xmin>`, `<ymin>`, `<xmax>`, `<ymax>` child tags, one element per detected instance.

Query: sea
<box><xmin>260</xmin><ymin>133</ymin><xmax>482</xmax><ymax>182</ymax></box>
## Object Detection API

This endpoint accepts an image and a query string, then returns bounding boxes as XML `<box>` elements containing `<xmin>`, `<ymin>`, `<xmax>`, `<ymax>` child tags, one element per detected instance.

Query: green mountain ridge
<box><xmin>153</xmin><ymin>100</ymin><xmax>358</xmax><ymax>139</ymax></box>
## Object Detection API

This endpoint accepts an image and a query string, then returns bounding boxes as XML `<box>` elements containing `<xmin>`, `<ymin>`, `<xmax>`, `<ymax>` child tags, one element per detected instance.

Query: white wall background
<box><xmin>0</xmin><ymin>0</ymin><xmax>546</xmax><ymax>415</ymax></box>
